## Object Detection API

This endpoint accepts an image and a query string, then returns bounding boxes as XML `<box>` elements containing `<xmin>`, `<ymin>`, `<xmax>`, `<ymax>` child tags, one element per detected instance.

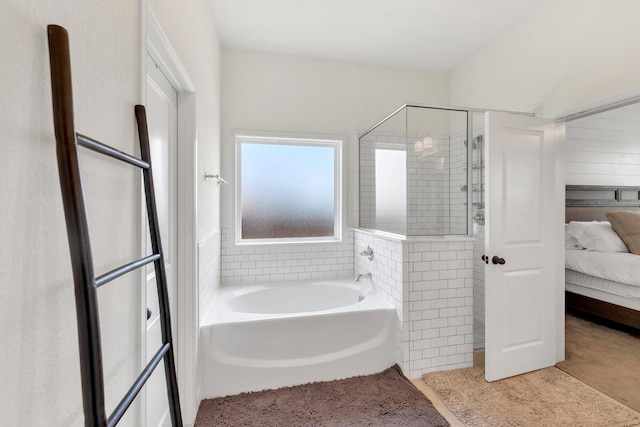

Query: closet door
<box><xmin>144</xmin><ymin>53</ymin><xmax>179</xmax><ymax>427</ymax></box>
<box><xmin>484</xmin><ymin>112</ymin><xmax>563</xmax><ymax>381</ymax></box>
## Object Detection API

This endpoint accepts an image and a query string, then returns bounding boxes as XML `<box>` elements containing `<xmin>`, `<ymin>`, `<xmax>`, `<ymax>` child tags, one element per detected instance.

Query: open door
<box><xmin>484</xmin><ymin>112</ymin><xmax>561</xmax><ymax>381</ymax></box>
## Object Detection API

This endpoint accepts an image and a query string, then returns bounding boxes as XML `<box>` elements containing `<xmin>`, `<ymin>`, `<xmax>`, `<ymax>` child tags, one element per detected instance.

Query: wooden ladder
<box><xmin>47</xmin><ymin>24</ymin><xmax>183</xmax><ymax>426</ymax></box>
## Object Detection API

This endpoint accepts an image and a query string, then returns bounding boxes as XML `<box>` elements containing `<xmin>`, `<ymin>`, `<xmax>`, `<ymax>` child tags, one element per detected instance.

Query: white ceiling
<box><xmin>209</xmin><ymin>0</ymin><xmax>548</xmax><ymax>71</ymax></box>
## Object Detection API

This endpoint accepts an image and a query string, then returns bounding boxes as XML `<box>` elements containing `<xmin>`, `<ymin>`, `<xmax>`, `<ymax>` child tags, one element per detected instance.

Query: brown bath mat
<box><xmin>195</xmin><ymin>365</ymin><xmax>449</xmax><ymax>426</ymax></box>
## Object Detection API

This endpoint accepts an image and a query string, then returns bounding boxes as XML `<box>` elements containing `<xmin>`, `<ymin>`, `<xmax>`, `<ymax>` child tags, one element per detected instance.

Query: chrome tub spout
<box><xmin>354</xmin><ymin>272</ymin><xmax>372</xmax><ymax>282</ymax></box>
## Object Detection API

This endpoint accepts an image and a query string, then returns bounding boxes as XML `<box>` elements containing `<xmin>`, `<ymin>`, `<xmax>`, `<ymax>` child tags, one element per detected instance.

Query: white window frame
<box><xmin>234</xmin><ymin>132</ymin><xmax>343</xmax><ymax>246</ymax></box>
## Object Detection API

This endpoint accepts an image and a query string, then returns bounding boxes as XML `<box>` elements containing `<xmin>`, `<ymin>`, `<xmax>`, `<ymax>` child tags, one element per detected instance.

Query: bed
<box><xmin>565</xmin><ymin>185</ymin><xmax>640</xmax><ymax>329</ymax></box>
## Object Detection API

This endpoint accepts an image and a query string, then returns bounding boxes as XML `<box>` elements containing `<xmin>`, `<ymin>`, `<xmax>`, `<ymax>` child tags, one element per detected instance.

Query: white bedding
<box><xmin>566</xmin><ymin>269</ymin><xmax>640</xmax><ymax>305</ymax></box>
<box><xmin>565</xmin><ymin>249</ymin><xmax>640</xmax><ymax>288</ymax></box>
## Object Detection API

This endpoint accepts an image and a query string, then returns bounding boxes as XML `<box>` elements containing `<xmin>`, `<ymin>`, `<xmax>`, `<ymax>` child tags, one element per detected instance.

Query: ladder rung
<box><xmin>107</xmin><ymin>343</ymin><xmax>171</xmax><ymax>427</ymax></box>
<box><xmin>76</xmin><ymin>133</ymin><xmax>149</xmax><ymax>169</ymax></box>
<box><xmin>95</xmin><ymin>254</ymin><xmax>161</xmax><ymax>288</ymax></box>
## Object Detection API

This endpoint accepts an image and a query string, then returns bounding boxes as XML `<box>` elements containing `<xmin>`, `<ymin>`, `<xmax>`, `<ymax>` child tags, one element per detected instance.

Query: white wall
<box><xmin>565</xmin><ymin>103</ymin><xmax>640</xmax><ymax>186</ymax></box>
<box><xmin>220</xmin><ymin>49</ymin><xmax>449</xmax><ymax>141</ymax></box>
<box><xmin>0</xmin><ymin>1</ymin><xmax>220</xmax><ymax>425</ymax></box>
<box><xmin>450</xmin><ymin>0</ymin><xmax>640</xmax><ymax>116</ymax></box>
<box><xmin>1</xmin><ymin>2</ymin><xmax>139</xmax><ymax>425</ymax></box>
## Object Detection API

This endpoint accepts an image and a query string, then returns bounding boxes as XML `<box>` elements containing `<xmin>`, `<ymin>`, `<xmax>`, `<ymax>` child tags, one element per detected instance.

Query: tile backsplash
<box><xmin>220</xmin><ymin>228</ymin><xmax>353</xmax><ymax>285</ymax></box>
<box><xmin>198</xmin><ymin>230</ymin><xmax>221</xmax><ymax>320</ymax></box>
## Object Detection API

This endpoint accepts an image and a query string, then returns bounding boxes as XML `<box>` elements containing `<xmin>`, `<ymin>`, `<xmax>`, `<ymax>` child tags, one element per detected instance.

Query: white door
<box><xmin>484</xmin><ymin>112</ymin><xmax>560</xmax><ymax>381</ymax></box>
<box><xmin>144</xmin><ymin>53</ymin><xmax>178</xmax><ymax>427</ymax></box>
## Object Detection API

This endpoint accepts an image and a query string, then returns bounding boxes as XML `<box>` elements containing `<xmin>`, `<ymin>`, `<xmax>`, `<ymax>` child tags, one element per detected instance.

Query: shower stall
<box><xmin>358</xmin><ymin>104</ymin><xmax>487</xmax><ymax>349</ymax></box>
<box><xmin>356</xmin><ymin>103</ymin><xmax>559</xmax><ymax>380</ymax></box>
<box><xmin>358</xmin><ymin>105</ymin><xmax>486</xmax><ymax>236</ymax></box>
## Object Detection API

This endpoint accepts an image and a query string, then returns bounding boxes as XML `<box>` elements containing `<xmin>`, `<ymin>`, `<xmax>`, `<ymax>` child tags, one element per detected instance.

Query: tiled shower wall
<box><xmin>354</xmin><ymin>229</ymin><xmax>474</xmax><ymax>379</ymax></box>
<box><xmin>220</xmin><ymin>228</ymin><xmax>354</xmax><ymax>285</ymax></box>
<box><xmin>407</xmin><ymin>136</ymin><xmax>451</xmax><ymax>235</ymax></box>
<box><xmin>360</xmin><ymin>131</ymin><xmax>466</xmax><ymax>236</ymax></box>
<box><xmin>198</xmin><ymin>230</ymin><xmax>221</xmax><ymax>319</ymax></box>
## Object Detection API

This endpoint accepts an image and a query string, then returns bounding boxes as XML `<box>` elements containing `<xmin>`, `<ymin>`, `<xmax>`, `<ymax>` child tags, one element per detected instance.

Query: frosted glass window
<box><xmin>236</xmin><ymin>135</ymin><xmax>341</xmax><ymax>244</ymax></box>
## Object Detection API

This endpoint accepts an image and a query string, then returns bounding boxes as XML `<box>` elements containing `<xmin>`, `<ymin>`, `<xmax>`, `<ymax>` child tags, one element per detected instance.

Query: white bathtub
<box><xmin>199</xmin><ymin>279</ymin><xmax>395</xmax><ymax>398</ymax></box>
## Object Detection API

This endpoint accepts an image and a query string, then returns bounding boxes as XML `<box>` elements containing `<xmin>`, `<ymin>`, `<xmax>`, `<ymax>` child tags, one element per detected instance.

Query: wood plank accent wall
<box><xmin>565</xmin><ymin>103</ymin><xmax>640</xmax><ymax>186</ymax></box>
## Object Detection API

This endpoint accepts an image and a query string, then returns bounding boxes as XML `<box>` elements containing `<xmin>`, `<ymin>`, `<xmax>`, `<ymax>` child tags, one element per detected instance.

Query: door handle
<box><xmin>481</xmin><ymin>255</ymin><xmax>489</xmax><ymax>264</ymax></box>
<box><xmin>492</xmin><ymin>256</ymin><xmax>506</xmax><ymax>265</ymax></box>
<box><xmin>146</xmin><ymin>307</ymin><xmax>152</xmax><ymax>320</ymax></box>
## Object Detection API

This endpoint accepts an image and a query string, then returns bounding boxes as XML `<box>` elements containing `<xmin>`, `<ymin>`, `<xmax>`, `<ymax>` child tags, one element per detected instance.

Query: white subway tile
<box><xmin>440</xmin><ymin>251</ymin><xmax>457</xmax><ymax>261</ymax></box>
<box><xmin>430</xmin><ymin>299</ymin><xmax>448</xmax><ymax>309</ymax></box>
<box><xmin>422</xmin><ymin>271</ymin><xmax>440</xmax><ymax>281</ymax></box>
<box><xmin>440</xmin><ymin>345</ymin><xmax>457</xmax><ymax>356</ymax></box>
<box><xmin>448</xmin><ymin>297</ymin><xmax>466</xmax><ymax>308</ymax></box>
<box><xmin>447</xmin><ymin>260</ymin><xmax>466</xmax><ymax>270</ymax></box>
<box><xmin>447</xmin><ymin>354</ymin><xmax>466</xmax><ymax>365</ymax></box>
<box><xmin>431</xmin><ymin>242</ymin><xmax>449</xmax><ymax>251</ymax></box>
<box><xmin>439</xmin><ymin>327</ymin><xmax>457</xmax><ymax>337</ymax></box>
<box><xmin>431</xmin><ymin>260</ymin><xmax>449</xmax><ymax>270</ymax></box>
<box><xmin>409</xmin><ymin>311</ymin><xmax>423</xmax><ymax>321</ymax></box>
<box><xmin>412</xmin><ymin>320</ymin><xmax>431</xmax><ymax>331</ymax></box>
<box><xmin>412</xmin><ymin>339</ymin><xmax>431</xmax><ymax>350</ymax></box>
<box><xmin>431</xmin><ymin>318</ymin><xmax>448</xmax><ymax>329</ymax></box>
<box><xmin>457</xmin><ymin>325</ymin><xmax>473</xmax><ymax>335</ymax></box>
<box><xmin>439</xmin><ymin>270</ymin><xmax>457</xmax><ymax>280</ymax></box>
<box><xmin>439</xmin><ymin>289</ymin><xmax>457</xmax><ymax>299</ymax></box>
<box><xmin>411</xmin><ymin>359</ymin><xmax>432</xmax><ymax>370</ymax></box>
<box><xmin>422</xmin><ymin>309</ymin><xmax>440</xmax><ymax>320</ymax></box>
<box><xmin>412</xmin><ymin>300</ymin><xmax>431</xmax><ymax>311</ymax></box>
<box><xmin>431</xmin><ymin>356</ymin><xmax>449</xmax><ymax>367</ymax></box>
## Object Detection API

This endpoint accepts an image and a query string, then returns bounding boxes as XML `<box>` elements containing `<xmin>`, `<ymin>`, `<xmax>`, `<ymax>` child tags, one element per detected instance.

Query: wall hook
<box><xmin>204</xmin><ymin>172</ymin><xmax>228</xmax><ymax>185</ymax></box>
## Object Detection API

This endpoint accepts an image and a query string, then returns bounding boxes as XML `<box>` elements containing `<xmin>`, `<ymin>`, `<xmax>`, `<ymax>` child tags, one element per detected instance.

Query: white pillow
<box><xmin>565</xmin><ymin>224</ymin><xmax>584</xmax><ymax>250</ymax></box>
<box><xmin>566</xmin><ymin>221</ymin><xmax>629</xmax><ymax>253</ymax></box>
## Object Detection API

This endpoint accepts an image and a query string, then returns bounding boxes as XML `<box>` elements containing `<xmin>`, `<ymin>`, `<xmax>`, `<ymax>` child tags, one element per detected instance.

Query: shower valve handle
<box><xmin>360</xmin><ymin>245</ymin><xmax>374</xmax><ymax>261</ymax></box>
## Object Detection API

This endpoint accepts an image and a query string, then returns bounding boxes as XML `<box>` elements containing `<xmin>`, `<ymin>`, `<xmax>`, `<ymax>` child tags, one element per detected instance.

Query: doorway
<box><xmin>559</xmin><ymin>98</ymin><xmax>640</xmax><ymax>409</ymax></box>
<box><xmin>141</xmin><ymin>4</ymin><xmax>198</xmax><ymax>426</ymax></box>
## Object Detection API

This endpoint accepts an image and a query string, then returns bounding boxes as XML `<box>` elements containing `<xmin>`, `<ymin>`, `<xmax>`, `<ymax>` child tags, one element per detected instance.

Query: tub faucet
<box><xmin>354</xmin><ymin>272</ymin><xmax>372</xmax><ymax>282</ymax></box>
